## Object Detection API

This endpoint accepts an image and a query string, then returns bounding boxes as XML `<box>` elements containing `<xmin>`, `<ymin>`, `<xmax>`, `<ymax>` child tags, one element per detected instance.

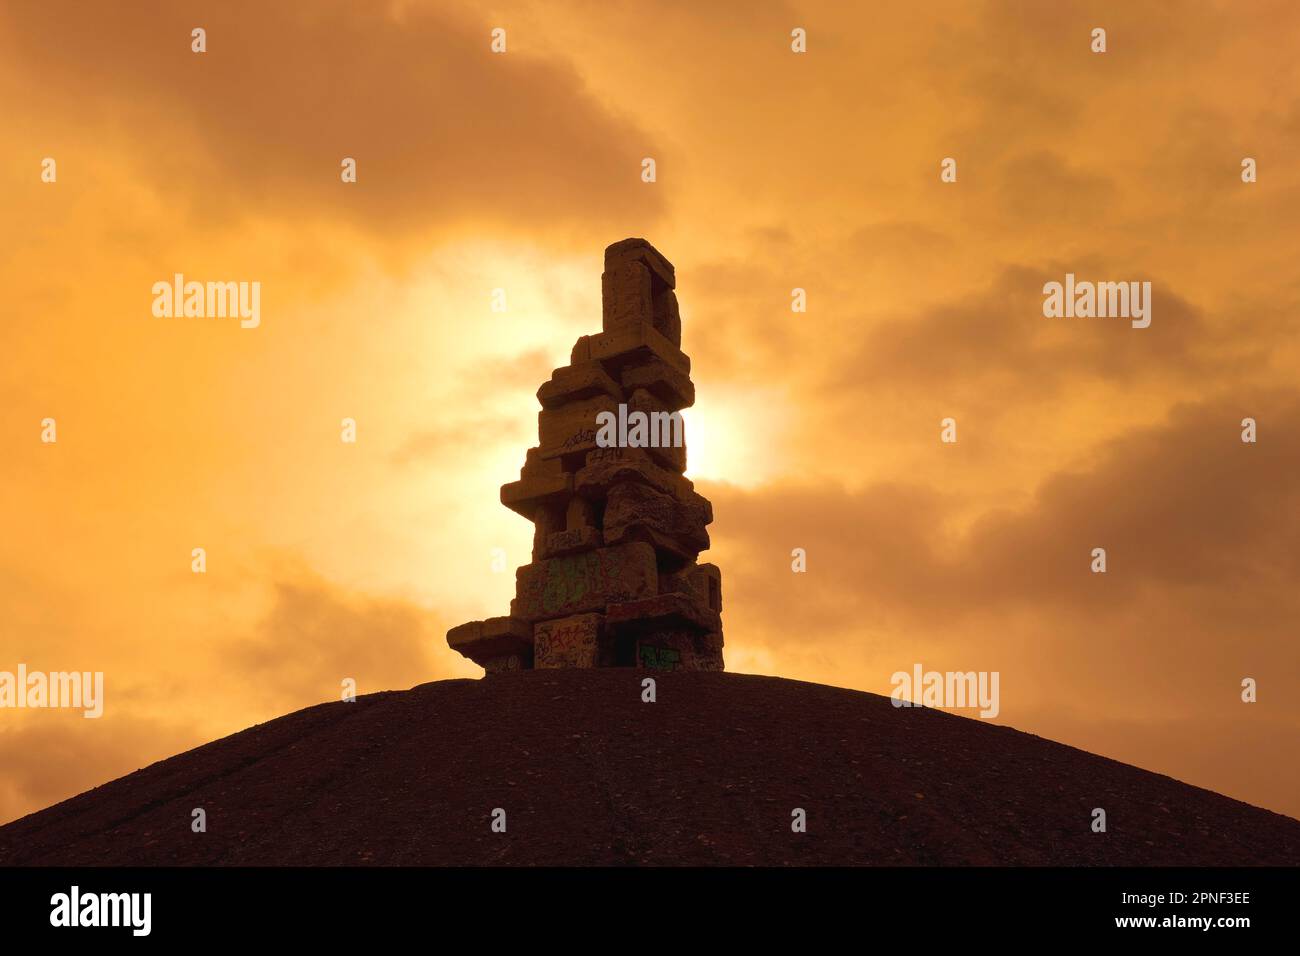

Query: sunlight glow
<box><xmin>683</xmin><ymin>385</ymin><xmax>791</xmax><ymax>486</ymax></box>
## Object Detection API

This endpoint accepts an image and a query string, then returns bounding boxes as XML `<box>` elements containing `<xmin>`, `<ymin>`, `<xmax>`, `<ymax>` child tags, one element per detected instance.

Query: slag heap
<box><xmin>447</xmin><ymin>238</ymin><xmax>724</xmax><ymax>673</ymax></box>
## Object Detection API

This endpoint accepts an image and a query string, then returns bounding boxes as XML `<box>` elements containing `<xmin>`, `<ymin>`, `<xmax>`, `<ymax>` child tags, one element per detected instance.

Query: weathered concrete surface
<box><xmin>534</xmin><ymin>613</ymin><xmax>608</xmax><ymax>668</ymax></box>
<box><xmin>602</xmin><ymin>481</ymin><xmax>711</xmax><ymax>560</ymax></box>
<box><xmin>606</xmin><ymin>591</ymin><xmax>721</xmax><ymax>636</ymax></box>
<box><xmin>512</xmin><ymin>541</ymin><xmax>658</xmax><ymax>622</ymax></box>
<box><xmin>446</xmin><ymin>616</ymin><xmax>533</xmax><ymax>672</ymax></box>
<box><xmin>574</xmin><ymin>447</ymin><xmax>694</xmax><ymax>501</ymax></box>
<box><xmin>537</xmin><ymin>361</ymin><xmax>622</xmax><ymax>410</ymax></box>
<box><xmin>538</xmin><ymin>394</ymin><xmax>621</xmax><ymax>460</ymax></box>
<box><xmin>621</xmin><ymin>357</ymin><xmax>694</xmax><ymax>411</ymax></box>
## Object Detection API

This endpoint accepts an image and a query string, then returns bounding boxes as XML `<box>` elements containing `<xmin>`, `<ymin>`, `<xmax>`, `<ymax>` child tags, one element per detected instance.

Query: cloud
<box><xmin>703</xmin><ymin>390</ymin><xmax>1300</xmax><ymax>815</ymax></box>
<box><xmin>391</xmin><ymin>348</ymin><xmax>554</xmax><ymax>465</ymax></box>
<box><xmin>995</xmin><ymin>150</ymin><xmax>1116</xmax><ymax>223</ymax></box>
<box><xmin>0</xmin><ymin>713</ymin><xmax>200</xmax><ymax>826</ymax></box>
<box><xmin>962</xmin><ymin>390</ymin><xmax>1300</xmax><ymax>603</ymax></box>
<box><xmin>709</xmin><ymin>389</ymin><xmax>1300</xmax><ymax>631</ymax></box>
<box><xmin>4</xmin><ymin>0</ymin><xmax>1299</xmax><ymax>829</ymax></box>
<box><xmin>0</xmin><ymin>0</ymin><xmax>663</xmax><ymax>241</ymax></box>
<box><xmin>839</xmin><ymin>265</ymin><xmax>1247</xmax><ymax>403</ymax></box>
<box><xmin>0</xmin><ymin>561</ymin><xmax>469</xmax><ymax>826</ymax></box>
<box><xmin>226</xmin><ymin>565</ymin><xmax>453</xmax><ymax>713</ymax></box>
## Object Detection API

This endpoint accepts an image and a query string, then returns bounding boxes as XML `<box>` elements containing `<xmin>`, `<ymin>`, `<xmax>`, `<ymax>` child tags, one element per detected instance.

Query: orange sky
<box><xmin>2</xmin><ymin>0</ymin><xmax>1298</xmax><ymax>825</ymax></box>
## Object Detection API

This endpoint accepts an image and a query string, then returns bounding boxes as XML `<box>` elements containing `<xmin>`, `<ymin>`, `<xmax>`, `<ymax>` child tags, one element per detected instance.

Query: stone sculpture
<box><xmin>446</xmin><ymin>238</ymin><xmax>724</xmax><ymax>673</ymax></box>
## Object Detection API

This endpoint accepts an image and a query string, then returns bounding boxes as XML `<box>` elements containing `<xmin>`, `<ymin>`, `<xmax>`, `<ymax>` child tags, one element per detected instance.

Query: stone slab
<box><xmin>500</xmin><ymin>472</ymin><xmax>572</xmax><ymax>518</ymax></box>
<box><xmin>587</xmin><ymin>323</ymin><xmax>690</xmax><ymax>375</ymax></box>
<box><xmin>575</xmin><ymin>447</ymin><xmax>695</xmax><ymax>502</ymax></box>
<box><xmin>602</xmin><ymin>259</ymin><xmax>654</xmax><ymax>333</ymax></box>
<box><xmin>512</xmin><ymin>541</ymin><xmax>658</xmax><ymax>622</ymax></box>
<box><xmin>625</xmin><ymin>387</ymin><xmax>687</xmax><ymax>473</ymax></box>
<box><xmin>447</xmin><ymin>616</ymin><xmax>534</xmax><ymax>670</ymax></box>
<box><xmin>606</xmin><ymin>591</ymin><xmax>721</xmax><ymax>635</ymax></box>
<box><xmin>602</xmin><ymin>481</ymin><xmax>710</xmax><ymax>560</ymax></box>
<box><xmin>634</xmin><ymin>629</ymin><xmax>724</xmax><ymax>672</ymax></box>
<box><xmin>538</xmin><ymin>395</ymin><xmax>621</xmax><ymax>461</ymax></box>
<box><xmin>604</xmin><ymin>237</ymin><xmax>675</xmax><ymax>289</ymax></box>
<box><xmin>621</xmin><ymin>358</ymin><xmax>694</xmax><ymax>411</ymax></box>
<box><xmin>543</xmin><ymin>526</ymin><xmax>603</xmax><ymax>559</ymax></box>
<box><xmin>537</xmin><ymin>362</ymin><xmax>623</xmax><ymax>410</ymax></box>
<box><xmin>662</xmin><ymin>561</ymin><xmax>723</xmax><ymax>613</ymax></box>
<box><xmin>519</xmin><ymin>446</ymin><xmax>564</xmax><ymax>479</ymax></box>
<box><xmin>534</xmin><ymin>613</ymin><xmax>608</xmax><ymax>668</ymax></box>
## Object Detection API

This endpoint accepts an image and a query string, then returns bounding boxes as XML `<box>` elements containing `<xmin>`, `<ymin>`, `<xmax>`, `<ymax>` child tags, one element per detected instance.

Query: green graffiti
<box><xmin>542</xmin><ymin>551</ymin><xmax>597</xmax><ymax>613</ymax></box>
<box><xmin>639</xmin><ymin>645</ymin><xmax>682</xmax><ymax>671</ymax></box>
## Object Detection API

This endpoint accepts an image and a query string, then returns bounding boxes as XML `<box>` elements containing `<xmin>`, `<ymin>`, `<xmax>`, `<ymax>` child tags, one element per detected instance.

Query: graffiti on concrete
<box><xmin>638</xmin><ymin>644</ymin><xmax>682</xmax><ymax>671</ymax></box>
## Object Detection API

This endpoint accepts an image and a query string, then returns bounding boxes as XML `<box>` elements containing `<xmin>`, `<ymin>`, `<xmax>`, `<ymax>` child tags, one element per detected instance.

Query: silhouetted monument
<box><xmin>448</xmin><ymin>239</ymin><xmax>724</xmax><ymax>672</ymax></box>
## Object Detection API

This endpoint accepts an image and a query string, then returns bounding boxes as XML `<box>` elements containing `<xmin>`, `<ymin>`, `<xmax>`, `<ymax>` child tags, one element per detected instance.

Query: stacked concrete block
<box><xmin>447</xmin><ymin>238</ymin><xmax>725</xmax><ymax>673</ymax></box>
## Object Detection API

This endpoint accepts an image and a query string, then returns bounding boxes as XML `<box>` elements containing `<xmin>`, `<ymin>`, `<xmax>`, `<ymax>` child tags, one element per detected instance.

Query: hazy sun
<box><xmin>683</xmin><ymin>385</ymin><xmax>790</xmax><ymax>486</ymax></box>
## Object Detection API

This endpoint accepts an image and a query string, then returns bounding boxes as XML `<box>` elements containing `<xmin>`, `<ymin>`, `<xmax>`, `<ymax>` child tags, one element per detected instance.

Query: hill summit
<box><xmin>2</xmin><ymin>670</ymin><xmax>1297</xmax><ymax>866</ymax></box>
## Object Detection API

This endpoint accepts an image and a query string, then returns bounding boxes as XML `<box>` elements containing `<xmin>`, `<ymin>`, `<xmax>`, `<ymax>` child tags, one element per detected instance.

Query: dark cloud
<box><xmin>821</xmin><ymin>261</ymin><xmax>1269</xmax><ymax>420</ymax></box>
<box><xmin>708</xmin><ymin>389</ymin><xmax>1300</xmax><ymax>630</ymax></box>
<box><xmin>963</xmin><ymin>390</ymin><xmax>1300</xmax><ymax>603</ymax></box>
<box><xmin>702</xmin><ymin>390</ymin><xmax>1300</xmax><ymax>815</ymax></box>
<box><xmin>0</xmin><ymin>0</ymin><xmax>663</xmax><ymax>240</ymax></box>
